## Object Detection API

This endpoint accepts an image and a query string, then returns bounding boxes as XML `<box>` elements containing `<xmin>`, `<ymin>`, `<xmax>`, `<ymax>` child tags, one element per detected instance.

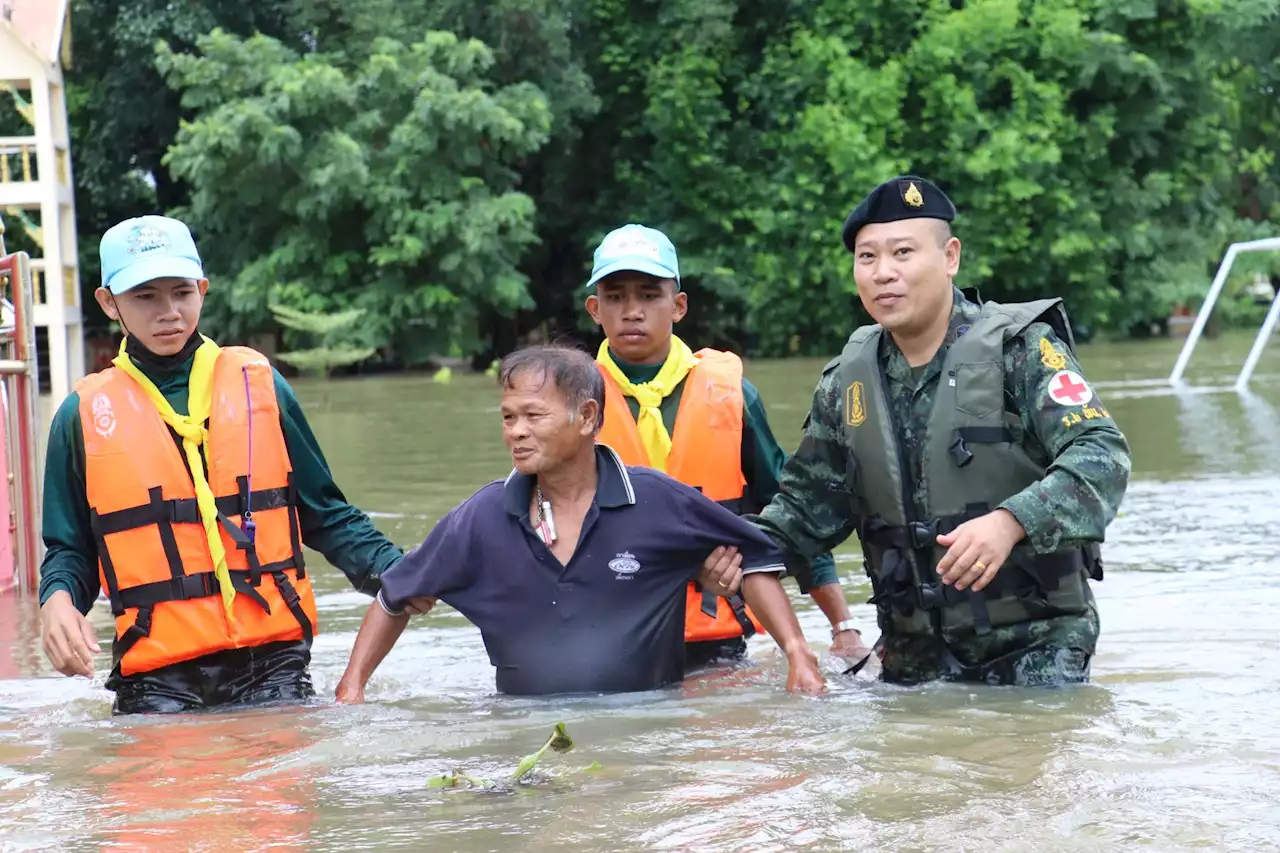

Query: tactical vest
<box><xmin>838</xmin><ymin>297</ymin><xmax>1102</xmax><ymax>638</ymax></box>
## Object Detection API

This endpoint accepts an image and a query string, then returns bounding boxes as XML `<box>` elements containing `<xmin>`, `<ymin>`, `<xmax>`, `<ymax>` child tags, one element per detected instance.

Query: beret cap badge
<box><xmin>902</xmin><ymin>181</ymin><xmax>925</xmax><ymax>208</ymax></box>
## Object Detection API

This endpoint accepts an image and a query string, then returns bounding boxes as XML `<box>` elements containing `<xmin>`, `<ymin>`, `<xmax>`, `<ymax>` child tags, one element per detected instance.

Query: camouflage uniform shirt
<box><xmin>753</xmin><ymin>288</ymin><xmax>1132</xmax><ymax>685</ymax></box>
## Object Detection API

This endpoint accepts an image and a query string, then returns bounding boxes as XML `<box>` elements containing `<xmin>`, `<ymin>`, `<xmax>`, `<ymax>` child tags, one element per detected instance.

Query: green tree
<box><xmin>157</xmin><ymin>28</ymin><xmax>552</xmax><ymax>364</ymax></box>
<box><xmin>269</xmin><ymin>304</ymin><xmax>375</xmax><ymax>378</ymax></box>
<box><xmin>568</xmin><ymin>0</ymin><xmax>1260</xmax><ymax>353</ymax></box>
<box><xmin>64</xmin><ymin>0</ymin><xmax>298</xmax><ymax>313</ymax></box>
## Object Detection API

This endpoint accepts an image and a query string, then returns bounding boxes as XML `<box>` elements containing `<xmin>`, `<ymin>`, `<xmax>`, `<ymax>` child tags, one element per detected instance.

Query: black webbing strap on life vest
<box><xmin>861</xmin><ymin>504</ymin><xmax>1087</xmax><ymax>635</ymax></box>
<box><xmin>948</xmin><ymin>426</ymin><xmax>1015</xmax><ymax>468</ymax></box>
<box><xmin>697</xmin><ymin>587</ymin><xmax>758</xmax><ymax>640</ymax></box>
<box><xmin>217</xmin><ymin>508</ymin><xmax>265</xmax><ymax>586</ymax></box>
<box><xmin>91</xmin><ymin>486</ymin><xmax>190</xmax><ymax>661</ymax></box>
<box><xmin>271</xmin><ymin>570</ymin><xmax>314</xmax><ymax>645</ymax></box>
<box><xmin>284</xmin><ymin>473</ymin><xmax>306</xmax><ymax>578</ymax></box>
<box><xmin>862</xmin><ymin>506</ymin><xmax>987</xmax><ymax>619</ymax></box>
<box><xmin>91</xmin><ymin>485</ymin><xmax>295</xmax><ymax>537</ymax></box>
<box><xmin>691</xmin><ymin>482</ymin><xmax>755</xmax><ymax>639</ymax></box>
<box><xmin>726</xmin><ymin>593</ymin><xmax>756</xmax><ymax>639</ymax></box>
<box><xmin>107</xmin><ymin>562</ymin><xmax>313</xmax><ymax>660</ymax></box>
<box><xmin>92</xmin><ymin>476</ymin><xmax>309</xmax><ymax>661</ymax></box>
<box><xmin>92</xmin><ymin>478</ymin><xmax>304</xmax><ymax>585</ymax></box>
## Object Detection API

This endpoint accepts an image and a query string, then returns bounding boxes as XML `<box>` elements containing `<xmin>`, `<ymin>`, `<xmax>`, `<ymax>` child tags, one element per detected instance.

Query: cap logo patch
<box><xmin>902</xmin><ymin>181</ymin><xmax>925</xmax><ymax>208</ymax></box>
<box><xmin>599</xmin><ymin>231</ymin><xmax>662</xmax><ymax>262</ymax></box>
<box><xmin>127</xmin><ymin>225</ymin><xmax>170</xmax><ymax>255</ymax></box>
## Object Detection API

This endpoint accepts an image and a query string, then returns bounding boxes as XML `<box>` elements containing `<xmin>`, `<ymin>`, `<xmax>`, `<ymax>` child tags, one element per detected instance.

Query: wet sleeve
<box><xmin>739</xmin><ymin>377</ymin><xmax>839</xmax><ymax>592</ymax></box>
<box><xmin>668</xmin><ymin>477</ymin><xmax>785</xmax><ymax>577</ymax></box>
<box><xmin>377</xmin><ymin>502</ymin><xmax>475</xmax><ymax>612</ymax></box>
<box><xmin>999</xmin><ymin>323</ymin><xmax>1133</xmax><ymax>553</ymax></box>
<box><xmin>37</xmin><ymin>393</ymin><xmax>101</xmax><ymax>614</ymax></box>
<box><xmin>274</xmin><ymin>370</ymin><xmax>403</xmax><ymax>594</ymax></box>
<box><xmin>750</xmin><ymin>363</ymin><xmax>859</xmax><ymax>561</ymax></box>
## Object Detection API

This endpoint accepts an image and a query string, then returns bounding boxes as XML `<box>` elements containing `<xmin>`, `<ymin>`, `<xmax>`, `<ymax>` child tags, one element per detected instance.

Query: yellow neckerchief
<box><xmin>112</xmin><ymin>335</ymin><xmax>236</xmax><ymax>618</ymax></box>
<box><xmin>596</xmin><ymin>335</ymin><xmax>699</xmax><ymax>471</ymax></box>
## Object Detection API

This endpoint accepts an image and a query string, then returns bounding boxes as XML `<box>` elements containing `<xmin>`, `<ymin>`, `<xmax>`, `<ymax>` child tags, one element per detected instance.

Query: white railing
<box><xmin>0</xmin><ymin>137</ymin><xmax>39</xmax><ymax>185</ymax></box>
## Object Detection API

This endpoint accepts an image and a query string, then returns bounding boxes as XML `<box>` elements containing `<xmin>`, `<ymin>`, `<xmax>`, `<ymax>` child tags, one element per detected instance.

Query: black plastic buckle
<box><xmin>949</xmin><ymin>434</ymin><xmax>974</xmax><ymax>467</ymax></box>
<box><xmin>172</xmin><ymin>573</ymin><xmax>217</xmax><ymax>600</ymax></box>
<box><xmin>908</xmin><ymin>521</ymin><xmax>937</xmax><ymax>549</ymax></box>
<box><xmin>168</xmin><ymin>499</ymin><xmax>200</xmax><ymax>524</ymax></box>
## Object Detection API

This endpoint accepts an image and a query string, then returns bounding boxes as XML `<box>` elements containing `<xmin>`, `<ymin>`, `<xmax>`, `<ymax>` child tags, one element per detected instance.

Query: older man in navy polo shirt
<box><xmin>335</xmin><ymin>344</ymin><xmax>826</xmax><ymax>699</ymax></box>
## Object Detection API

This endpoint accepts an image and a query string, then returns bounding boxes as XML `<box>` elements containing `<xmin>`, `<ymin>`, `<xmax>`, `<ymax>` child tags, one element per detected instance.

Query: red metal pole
<box><xmin>11</xmin><ymin>256</ymin><xmax>37</xmax><ymax>593</ymax></box>
<box><xmin>0</xmin><ymin>253</ymin><xmax>40</xmax><ymax>594</ymax></box>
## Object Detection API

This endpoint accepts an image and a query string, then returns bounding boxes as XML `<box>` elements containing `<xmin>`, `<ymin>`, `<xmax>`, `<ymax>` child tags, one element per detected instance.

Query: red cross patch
<box><xmin>1047</xmin><ymin>370</ymin><xmax>1093</xmax><ymax>406</ymax></box>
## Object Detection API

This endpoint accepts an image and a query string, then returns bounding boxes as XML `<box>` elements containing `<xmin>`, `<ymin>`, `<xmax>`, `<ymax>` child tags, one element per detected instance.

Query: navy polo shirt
<box><xmin>377</xmin><ymin>445</ymin><xmax>786</xmax><ymax>695</ymax></box>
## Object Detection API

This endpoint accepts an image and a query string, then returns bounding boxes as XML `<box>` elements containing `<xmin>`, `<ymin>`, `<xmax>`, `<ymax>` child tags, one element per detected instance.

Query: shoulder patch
<box><xmin>1039</xmin><ymin>336</ymin><xmax>1067</xmax><ymax>370</ymax></box>
<box><xmin>1046</xmin><ymin>369</ymin><xmax>1093</xmax><ymax>407</ymax></box>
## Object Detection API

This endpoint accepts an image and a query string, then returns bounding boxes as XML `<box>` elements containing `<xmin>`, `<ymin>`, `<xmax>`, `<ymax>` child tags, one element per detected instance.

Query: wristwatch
<box><xmin>832</xmin><ymin>620</ymin><xmax>860</xmax><ymax>637</ymax></box>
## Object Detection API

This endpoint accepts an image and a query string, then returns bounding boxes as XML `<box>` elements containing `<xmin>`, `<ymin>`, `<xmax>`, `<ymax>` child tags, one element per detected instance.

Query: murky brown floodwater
<box><xmin>1</xmin><ymin>331</ymin><xmax>1278</xmax><ymax>852</ymax></box>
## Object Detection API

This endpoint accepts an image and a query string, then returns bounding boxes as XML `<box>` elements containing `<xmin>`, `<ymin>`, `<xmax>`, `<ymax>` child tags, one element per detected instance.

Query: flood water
<box><xmin>1</xmin><ymin>331</ymin><xmax>1279</xmax><ymax>852</ymax></box>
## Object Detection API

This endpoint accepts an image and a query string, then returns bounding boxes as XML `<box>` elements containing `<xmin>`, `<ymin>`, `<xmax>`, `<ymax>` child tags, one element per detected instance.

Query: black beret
<box><xmin>841</xmin><ymin>175</ymin><xmax>956</xmax><ymax>252</ymax></box>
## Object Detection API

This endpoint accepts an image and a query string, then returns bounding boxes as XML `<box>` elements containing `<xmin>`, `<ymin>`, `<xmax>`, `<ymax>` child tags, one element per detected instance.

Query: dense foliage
<box><xmin>42</xmin><ymin>0</ymin><xmax>1280</xmax><ymax>364</ymax></box>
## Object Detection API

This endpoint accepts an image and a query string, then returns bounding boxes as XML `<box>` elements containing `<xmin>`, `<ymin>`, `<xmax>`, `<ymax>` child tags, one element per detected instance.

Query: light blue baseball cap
<box><xmin>585</xmin><ymin>223</ymin><xmax>680</xmax><ymax>290</ymax></box>
<box><xmin>99</xmin><ymin>215</ymin><xmax>205</xmax><ymax>295</ymax></box>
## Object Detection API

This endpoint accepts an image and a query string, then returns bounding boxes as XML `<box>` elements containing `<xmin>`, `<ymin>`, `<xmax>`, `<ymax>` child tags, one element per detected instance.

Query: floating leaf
<box><xmin>512</xmin><ymin>722</ymin><xmax>575</xmax><ymax>782</ymax></box>
<box><xmin>427</xmin><ymin>773</ymin><xmax>456</xmax><ymax>789</ymax></box>
<box><xmin>547</xmin><ymin>722</ymin><xmax>574</xmax><ymax>754</ymax></box>
<box><xmin>427</xmin><ymin>768</ymin><xmax>489</xmax><ymax>789</ymax></box>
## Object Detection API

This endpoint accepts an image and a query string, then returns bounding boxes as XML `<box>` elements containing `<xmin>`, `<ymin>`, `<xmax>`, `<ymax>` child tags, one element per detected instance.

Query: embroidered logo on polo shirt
<box><xmin>608</xmin><ymin>551</ymin><xmax>641</xmax><ymax>579</ymax></box>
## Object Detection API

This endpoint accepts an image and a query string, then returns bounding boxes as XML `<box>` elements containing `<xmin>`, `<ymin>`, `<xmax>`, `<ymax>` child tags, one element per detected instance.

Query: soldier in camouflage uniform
<box><xmin>746</xmin><ymin>175</ymin><xmax>1131</xmax><ymax>686</ymax></box>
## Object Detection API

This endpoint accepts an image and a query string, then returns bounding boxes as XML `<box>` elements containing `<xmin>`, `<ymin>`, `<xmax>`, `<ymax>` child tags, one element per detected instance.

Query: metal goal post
<box><xmin>1168</xmin><ymin>237</ymin><xmax>1280</xmax><ymax>391</ymax></box>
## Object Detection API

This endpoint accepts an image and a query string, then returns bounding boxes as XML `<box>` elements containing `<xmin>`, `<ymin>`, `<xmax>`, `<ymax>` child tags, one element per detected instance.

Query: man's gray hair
<box><xmin>498</xmin><ymin>343</ymin><xmax>606</xmax><ymax>435</ymax></box>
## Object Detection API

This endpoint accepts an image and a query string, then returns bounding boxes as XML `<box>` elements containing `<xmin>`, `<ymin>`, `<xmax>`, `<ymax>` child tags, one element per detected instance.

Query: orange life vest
<box><xmin>77</xmin><ymin>345</ymin><xmax>316</xmax><ymax>676</ymax></box>
<box><xmin>597</xmin><ymin>348</ymin><xmax>766</xmax><ymax>643</ymax></box>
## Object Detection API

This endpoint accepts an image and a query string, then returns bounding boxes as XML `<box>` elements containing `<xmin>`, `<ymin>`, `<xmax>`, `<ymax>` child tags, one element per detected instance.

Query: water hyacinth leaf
<box><xmin>428</xmin><ymin>769</ymin><xmax>489</xmax><ymax>789</ymax></box>
<box><xmin>427</xmin><ymin>773</ymin><xmax>455</xmax><ymax>789</ymax></box>
<box><xmin>512</xmin><ymin>722</ymin><xmax>575</xmax><ymax>782</ymax></box>
<box><xmin>548</xmin><ymin>722</ymin><xmax>574</xmax><ymax>753</ymax></box>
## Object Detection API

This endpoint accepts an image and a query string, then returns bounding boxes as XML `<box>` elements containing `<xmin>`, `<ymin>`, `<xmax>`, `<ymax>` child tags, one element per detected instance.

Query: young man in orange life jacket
<box><xmin>37</xmin><ymin>215</ymin><xmax>403</xmax><ymax>715</ymax></box>
<box><xmin>586</xmin><ymin>224</ymin><xmax>871</xmax><ymax>668</ymax></box>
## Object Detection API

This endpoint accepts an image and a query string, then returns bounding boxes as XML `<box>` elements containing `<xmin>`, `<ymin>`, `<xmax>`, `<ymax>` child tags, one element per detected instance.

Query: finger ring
<box><xmin>974</xmin><ymin>561</ymin><xmax>986</xmax><ymax>571</ymax></box>
<box><xmin>718</xmin><ymin>580</ymin><xmax>729</xmax><ymax>588</ymax></box>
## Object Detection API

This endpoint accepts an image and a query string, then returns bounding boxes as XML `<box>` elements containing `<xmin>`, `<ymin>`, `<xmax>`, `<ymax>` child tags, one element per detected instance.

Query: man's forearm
<box><xmin>808</xmin><ymin>582</ymin><xmax>853</xmax><ymax>629</ymax></box>
<box><xmin>741</xmin><ymin>572</ymin><xmax>811</xmax><ymax>657</ymax></box>
<box><xmin>342</xmin><ymin>597</ymin><xmax>412</xmax><ymax>688</ymax></box>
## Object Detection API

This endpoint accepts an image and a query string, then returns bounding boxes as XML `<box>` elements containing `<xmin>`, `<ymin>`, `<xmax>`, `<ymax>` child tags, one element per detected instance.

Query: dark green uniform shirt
<box><xmin>38</xmin><ymin>350</ymin><xmax>404</xmax><ymax>614</ymax></box>
<box><xmin>609</xmin><ymin>349</ymin><xmax>839</xmax><ymax>591</ymax></box>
